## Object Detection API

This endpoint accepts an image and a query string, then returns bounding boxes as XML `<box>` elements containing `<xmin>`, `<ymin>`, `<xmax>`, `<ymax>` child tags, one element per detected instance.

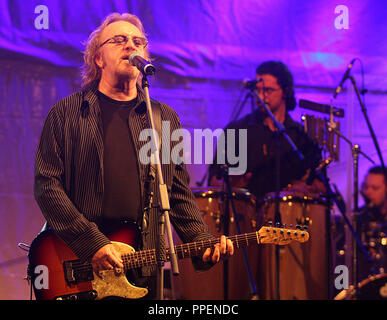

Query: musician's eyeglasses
<box><xmin>99</xmin><ymin>35</ymin><xmax>148</xmax><ymax>49</ymax></box>
<box><xmin>256</xmin><ymin>87</ymin><xmax>282</xmax><ymax>96</ymax></box>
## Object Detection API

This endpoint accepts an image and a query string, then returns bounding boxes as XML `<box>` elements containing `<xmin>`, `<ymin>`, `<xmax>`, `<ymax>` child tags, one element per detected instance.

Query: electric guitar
<box><xmin>28</xmin><ymin>222</ymin><xmax>309</xmax><ymax>300</ymax></box>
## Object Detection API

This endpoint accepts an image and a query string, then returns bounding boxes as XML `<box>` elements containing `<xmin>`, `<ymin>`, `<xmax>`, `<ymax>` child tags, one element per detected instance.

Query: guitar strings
<box><xmin>70</xmin><ymin>232</ymin><xmax>262</xmax><ymax>273</ymax></box>
<box><xmin>70</xmin><ymin>229</ymin><xmax>304</xmax><ymax>273</ymax></box>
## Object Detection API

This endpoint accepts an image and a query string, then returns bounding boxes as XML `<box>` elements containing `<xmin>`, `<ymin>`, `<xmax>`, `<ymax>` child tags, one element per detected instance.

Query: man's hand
<box><xmin>202</xmin><ymin>235</ymin><xmax>234</xmax><ymax>264</ymax></box>
<box><xmin>91</xmin><ymin>244</ymin><xmax>124</xmax><ymax>272</ymax></box>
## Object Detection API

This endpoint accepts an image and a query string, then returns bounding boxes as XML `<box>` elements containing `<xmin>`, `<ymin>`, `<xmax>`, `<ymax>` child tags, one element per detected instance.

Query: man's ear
<box><xmin>95</xmin><ymin>51</ymin><xmax>104</xmax><ymax>69</ymax></box>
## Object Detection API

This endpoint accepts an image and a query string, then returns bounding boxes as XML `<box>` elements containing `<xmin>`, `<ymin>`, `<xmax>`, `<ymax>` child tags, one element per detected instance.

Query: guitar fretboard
<box><xmin>120</xmin><ymin>231</ymin><xmax>260</xmax><ymax>270</ymax></box>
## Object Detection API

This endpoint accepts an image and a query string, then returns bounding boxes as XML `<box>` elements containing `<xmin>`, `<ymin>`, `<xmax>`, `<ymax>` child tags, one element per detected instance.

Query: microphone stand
<box><xmin>250</xmin><ymin>91</ymin><xmax>304</xmax><ymax>162</ymax></box>
<box><xmin>229</xmin><ymin>91</ymin><xmax>257</xmax><ymax>123</ymax></box>
<box><xmin>327</xmin><ymin>121</ymin><xmax>375</xmax><ymax>298</ymax></box>
<box><xmin>212</xmin><ymin>88</ymin><xmax>260</xmax><ymax>299</ymax></box>
<box><xmin>250</xmin><ymin>89</ymin><xmax>304</xmax><ymax>300</ymax></box>
<box><xmin>141</xmin><ymin>75</ymin><xmax>179</xmax><ymax>300</ymax></box>
<box><xmin>219</xmin><ymin>164</ymin><xmax>259</xmax><ymax>300</ymax></box>
<box><xmin>348</xmin><ymin>76</ymin><xmax>386</xmax><ymax>170</ymax></box>
<box><xmin>333</xmin><ymin>70</ymin><xmax>382</xmax><ymax>298</ymax></box>
<box><xmin>201</xmin><ymin>90</ymin><xmax>256</xmax><ymax>187</ymax></box>
<box><xmin>347</xmin><ymin>75</ymin><xmax>385</xmax><ymax>298</ymax></box>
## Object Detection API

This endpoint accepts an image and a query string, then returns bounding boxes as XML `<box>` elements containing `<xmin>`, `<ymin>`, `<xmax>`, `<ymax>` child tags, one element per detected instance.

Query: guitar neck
<box><xmin>174</xmin><ymin>232</ymin><xmax>259</xmax><ymax>260</ymax></box>
<box><xmin>120</xmin><ymin>232</ymin><xmax>259</xmax><ymax>270</ymax></box>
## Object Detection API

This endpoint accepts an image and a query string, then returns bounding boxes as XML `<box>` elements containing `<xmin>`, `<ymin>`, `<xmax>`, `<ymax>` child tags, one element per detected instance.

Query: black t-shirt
<box><xmin>357</xmin><ymin>206</ymin><xmax>387</xmax><ymax>278</ymax></box>
<box><xmin>98</xmin><ymin>90</ymin><xmax>141</xmax><ymax>222</ymax></box>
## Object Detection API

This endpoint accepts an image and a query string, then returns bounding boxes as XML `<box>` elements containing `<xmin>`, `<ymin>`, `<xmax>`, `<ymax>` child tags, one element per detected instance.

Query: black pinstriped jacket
<box><xmin>33</xmin><ymin>84</ymin><xmax>212</xmax><ymax>275</ymax></box>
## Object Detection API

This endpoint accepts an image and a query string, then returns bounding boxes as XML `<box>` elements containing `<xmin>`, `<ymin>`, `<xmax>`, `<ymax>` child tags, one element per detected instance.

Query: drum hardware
<box><xmin>248</xmin><ymin>89</ymin><xmax>304</xmax><ymax>300</ymax></box>
<box><xmin>314</xmin><ymin>160</ymin><xmax>376</xmax><ymax>298</ymax></box>
<box><xmin>210</xmin><ymin>211</ymin><xmax>222</xmax><ymax>233</ymax></box>
<box><xmin>295</xmin><ymin>217</ymin><xmax>311</xmax><ymax>228</ymax></box>
<box><xmin>218</xmin><ymin>165</ymin><xmax>259</xmax><ymax>300</ymax></box>
<box><xmin>334</xmin><ymin>70</ymin><xmax>387</xmax><ymax>298</ymax></box>
<box><xmin>209</xmin><ymin>75</ymin><xmax>304</xmax><ymax>300</ymax></box>
<box><xmin>334</xmin><ymin>273</ymin><xmax>387</xmax><ymax>300</ymax></box>
<box><xmin>258</xmin><ymin>191</ymin><xmax>331</xmax><ymax>299</ymax></box>
<box><xmin>301</xmin><ymin>94</ymin><xmax>377</xmax><ymax>298</ymax></box>
<box><xmin>196</xmin><ymin>189</ymin><xmax>249</xmax><ymax>233</ymax></box>
<box><xmin>173</xmin><ymin>186</ymin><xmax>259</xmax><ymax>300</ymax></box>
<box><xmin>326</xmin><ymin>137</ymin><xmax>374</xmax><ymax>297</ymax></box>
<box><xmin>265</xmin><ymin>220</ymin><xmax>309</xmax><ymax>233</ymax></box>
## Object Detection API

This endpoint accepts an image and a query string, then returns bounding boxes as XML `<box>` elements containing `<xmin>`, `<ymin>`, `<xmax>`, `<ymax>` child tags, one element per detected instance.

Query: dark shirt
<box><xmin>209</xmin><ymin>110</ymin><xmax>322</xmax><ymax>200</ymax></box>
<box><xmin>98</xmin><ymin>90</ymin><xmax>141</xmax><ymax>222</ymax></box>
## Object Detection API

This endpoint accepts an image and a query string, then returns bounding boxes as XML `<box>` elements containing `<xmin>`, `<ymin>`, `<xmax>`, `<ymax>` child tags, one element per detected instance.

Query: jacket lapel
<box><xmin>82</xmin><ymin>87</ymin><xmax>104</xmax><ymax>180</ymax></box>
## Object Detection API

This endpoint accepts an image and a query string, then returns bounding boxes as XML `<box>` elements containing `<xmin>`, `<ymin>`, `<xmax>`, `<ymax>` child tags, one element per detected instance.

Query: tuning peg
<box><xmin>296</xmin><ymin>224</ymin><xmax>301</xmax><ymax>230</ymax></box>
<box><xmin>303</xmin><ymin>224</ymin><xmax>309</xmax><ymax>231</ymax></box>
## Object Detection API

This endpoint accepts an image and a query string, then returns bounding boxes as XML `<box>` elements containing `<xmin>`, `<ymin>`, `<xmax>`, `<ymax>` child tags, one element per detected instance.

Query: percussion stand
<box><xmin>348</xmin><ymin>75</ymin><xmax>385</xmax><ymax>297</ymax></box>
<box><xmin>327</xmin><ymin>122</ymin><xmax>375</xmax><ymax>298</ymax></box>
<box><xmin>219</xmin><ymin>164</ymin><xmax>259</xmax><ymax>300</ymax></box>
<box><xmin>141</xmin><ymin>75</ymin><xmax>179</xmax><ymax>300</ymax></box>
<box><xmin>314</xmin><ymin>164</ymin><xmax>374</xmax><ymax>297</ymax></box>
<box><xmin>333</xmin><ymin>73</ymin><xmax>382</xmax><ymax>298</ymax></box>
<box><xmin>250</xmin><ymin>89</ymin><xmax>304</xmax><ymax>300</ymax></box>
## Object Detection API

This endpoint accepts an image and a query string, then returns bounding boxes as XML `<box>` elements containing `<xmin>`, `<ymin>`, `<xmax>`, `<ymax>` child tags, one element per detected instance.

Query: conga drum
<box><xmin>172</xmin><ymin>187</ymin><xmax>259</xmax><ymax>300</ymax></box>
<box><xmin>257</xmin><ymin>191</ymin><xmax>331</xmax><ymax>300</ymax></box>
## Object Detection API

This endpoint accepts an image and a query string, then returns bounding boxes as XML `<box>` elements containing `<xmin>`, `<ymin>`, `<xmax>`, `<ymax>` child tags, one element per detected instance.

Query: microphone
<box><xmin>333</xmin><ymin>58</ymin><xmax>356</xmax><ymax>98</ymax></box>
<box><xmin>128</xmin><ymin>52</ymin><xmax>156</xmax><ymax>76</ymax></box>
<box><xmin>242</xmin><ymin>78</ymin><xmax>262</xmax><ymax>89</ymax></box>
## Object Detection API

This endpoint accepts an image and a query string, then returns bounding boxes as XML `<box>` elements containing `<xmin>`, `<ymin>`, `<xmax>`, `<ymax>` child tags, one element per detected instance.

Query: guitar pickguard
<box><xmin>91</xmin><ymin>241</ymin><xmax>148</xmax><ymax>300</ymax></box>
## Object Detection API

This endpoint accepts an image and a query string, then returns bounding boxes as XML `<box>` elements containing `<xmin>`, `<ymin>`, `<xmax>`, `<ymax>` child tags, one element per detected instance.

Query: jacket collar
<box><xmin>82</xmin><ymin>82</ymin><xmax>148</xmax><ymax>115</ymax></box>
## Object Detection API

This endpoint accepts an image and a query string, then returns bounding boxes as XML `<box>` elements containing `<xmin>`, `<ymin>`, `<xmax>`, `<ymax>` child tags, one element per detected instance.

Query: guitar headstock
<box><xmin>257</xmin><ymin>222</ymin><xmax>310</xmax><ymax>245</ymax></box>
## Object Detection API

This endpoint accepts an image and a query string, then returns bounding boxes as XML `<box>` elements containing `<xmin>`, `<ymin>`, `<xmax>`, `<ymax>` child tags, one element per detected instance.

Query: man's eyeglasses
<box><xmin>256</xmin><ymin>87</ymin><xmax>281</xmax><ymax>95</ymax></box>
<box><xmin>99</xmin><ymin>35</ymin><xmax>148</xmax><ymax>49</ymax></box>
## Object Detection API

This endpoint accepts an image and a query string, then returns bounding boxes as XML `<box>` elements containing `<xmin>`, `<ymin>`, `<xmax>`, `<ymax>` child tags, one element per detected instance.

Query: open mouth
<box><xmin>122</xmin><ymin>56</ymin><xmax>130</xmax><ymax>61</ymax></box>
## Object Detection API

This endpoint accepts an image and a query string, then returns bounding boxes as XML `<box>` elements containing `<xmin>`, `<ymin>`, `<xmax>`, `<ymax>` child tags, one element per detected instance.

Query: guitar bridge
<box><xmin>63</xmin><ymin>260</ymin><xmax>94</xmax><ymax>284</ymax></box>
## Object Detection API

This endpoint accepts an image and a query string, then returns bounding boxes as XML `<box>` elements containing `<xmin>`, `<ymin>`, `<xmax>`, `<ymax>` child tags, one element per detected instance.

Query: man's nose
<box><xmin>364</xmin><ymin>188</ymin><xmax>372</xmax><ymax>197</ymax></box>
<box><xmin>123</xmin><ymin>38</ymin><xmax>136</xmax><ymax>51</ymax></box>
<box><xmin>256</xmin><ymin>88</ymin><xmax>264</xmax><ymax>98</ymax></box>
